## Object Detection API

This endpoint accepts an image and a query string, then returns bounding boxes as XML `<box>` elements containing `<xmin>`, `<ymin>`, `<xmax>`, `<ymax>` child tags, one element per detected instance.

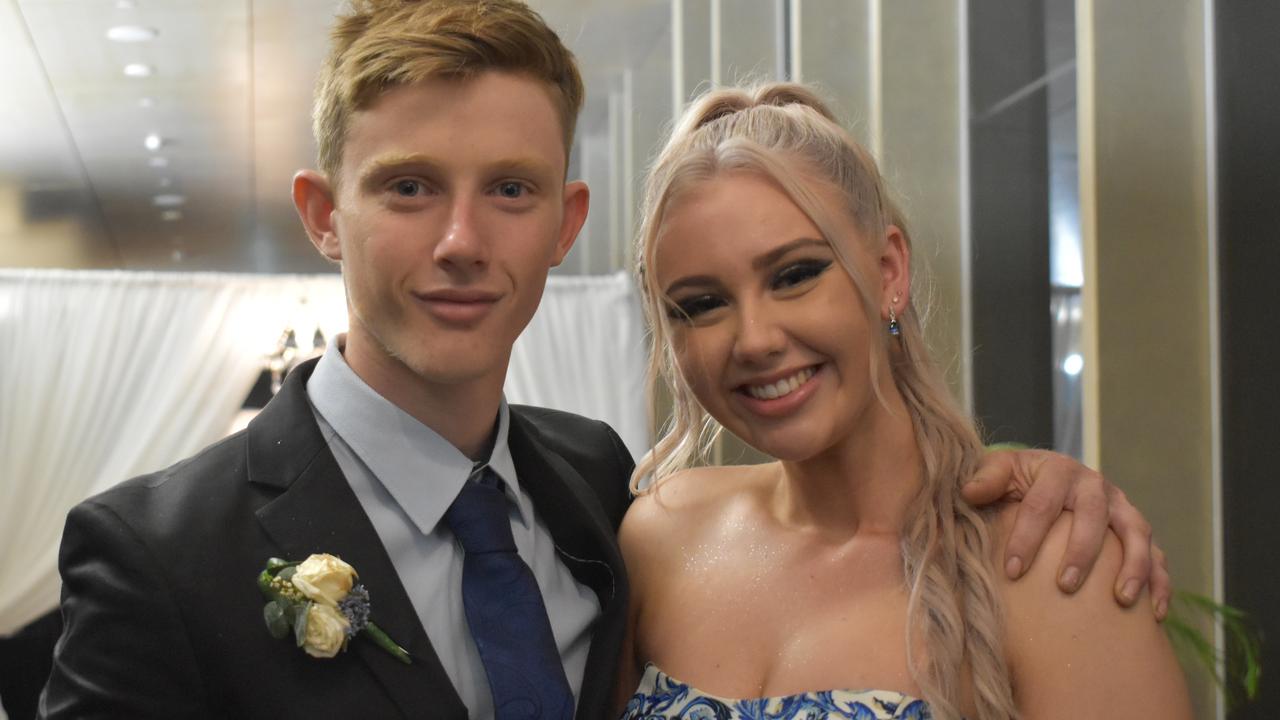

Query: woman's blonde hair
<box><xmin>633</xmin><ymin>83</ymin><xmax>1017</xmax><ymax>720</ymax></box>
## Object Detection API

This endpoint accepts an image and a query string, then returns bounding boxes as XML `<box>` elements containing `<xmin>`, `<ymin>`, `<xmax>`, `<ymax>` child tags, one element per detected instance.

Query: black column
<box><xmin>1218</xmin><ymin>3</ymin><xmax>1280</xmax><ymax>718</ymax></box>
<box><xmin>968</xmin><ymin>1</ymin><xmax>1054</xmax><ymax>447</ymax></box>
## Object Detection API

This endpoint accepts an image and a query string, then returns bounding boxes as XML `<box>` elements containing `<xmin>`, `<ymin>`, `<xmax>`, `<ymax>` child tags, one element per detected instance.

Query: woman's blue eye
<box><xmin>497</xmin><ymin>182</ymin><xmax>526</xmax><ymax>198</ymax></box>
<box><xmin>774</xmin><ymin>259</ymin><xmax>832</xmax><ymax>289</ymax></box>
<box><xmin>667</xmin><ymin>295</ymin><xmax>725</xmax><ymax>321</ymax></box>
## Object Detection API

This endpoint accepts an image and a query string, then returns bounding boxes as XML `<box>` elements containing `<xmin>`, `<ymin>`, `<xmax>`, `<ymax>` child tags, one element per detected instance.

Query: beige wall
<box><xmin>1079</xmin><ymin>0</ymin><xmax>1217</xmax><ymax>715</ymax></box>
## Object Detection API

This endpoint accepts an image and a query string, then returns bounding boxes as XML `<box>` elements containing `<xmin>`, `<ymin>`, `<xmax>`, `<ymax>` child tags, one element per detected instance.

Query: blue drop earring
<box><xmin>887</xmin><ymin>295</ymin><xmax>901</xmax><ymax>337</ymax></box>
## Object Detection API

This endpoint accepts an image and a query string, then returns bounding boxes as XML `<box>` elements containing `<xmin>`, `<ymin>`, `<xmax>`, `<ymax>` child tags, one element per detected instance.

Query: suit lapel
<box><xmin>507</xmin><ymin>411</ymin><xmax>630</xmax><ymax>720</ymax></box>
<box><xmin>247</xmin><ymin>360</ymin><xmax>467</xmax><ymax>720</ymax></box>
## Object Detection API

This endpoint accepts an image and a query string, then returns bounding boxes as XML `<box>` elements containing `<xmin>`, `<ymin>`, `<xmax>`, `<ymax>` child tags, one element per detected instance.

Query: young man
<box><xmin>40</xmin><ymin>2</ymin><xmax>1166</xmax><ymax>718</ymax></box>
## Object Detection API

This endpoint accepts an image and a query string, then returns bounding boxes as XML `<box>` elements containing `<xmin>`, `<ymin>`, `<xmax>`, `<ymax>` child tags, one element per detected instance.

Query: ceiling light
<box><xmin>153</xmin><ymin>194</ymin><xmax>186</xmax><ymax>207</ymax></box>
<box><xmin>116</xmin><ymin>0</ymin><xmax>137</xmax><ymax>8</ymax></box>
<box><xmin>106</xmin><ymin>25</ymin><xmax>158</xmax><ymax>42</ymax></box>
<box><xmin>139</xmin><ymin>97</ymin><xmax>155</xmax><ymax>108</ymax></box>
<box><xmin>161</xmin><ymin>209</ymin><xmax>183</xmax><ymax>222</ymax></box>
<box><xmin>1062</xmin><ymin>353</ymin><xmax>1084</xmax><ymax>377</ymax></box>
<box><xmin>158</xmin><ymin>177</ymin><xmax>172</xmax><ymax>188</ymax></box>
<box><xmin>148</xmin><ymin>156</ymin><xmax>169</xmax><ymax>168</ymax></box>
<box><xmin>143</xmin><ymin>133</ymin><xmax>163</xmax><ymax>151</ymax></box>
<box><xmin>123</xmin><ymin>63</ymin><xmax>153</xmax><ymax>78</ymax></box>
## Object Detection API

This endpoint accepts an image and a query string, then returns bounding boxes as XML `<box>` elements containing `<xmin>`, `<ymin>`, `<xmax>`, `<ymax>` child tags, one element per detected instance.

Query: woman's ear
<box><xmin>292</xmin><ymin>170</ymin><xmax>342</xmax><ymax>263</ymax></box>
<box><xmin>879</xmin><ymin>224</ymin><xmax>911</xmax><ymax>318</ymax></box>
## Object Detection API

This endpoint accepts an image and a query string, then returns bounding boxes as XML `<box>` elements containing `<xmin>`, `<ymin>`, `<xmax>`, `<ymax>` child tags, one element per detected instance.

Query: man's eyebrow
<box><xmin>663</xmin><ymin>237</ymin><xmax>830</xmax><ymax>297</ymax></box>
<box><xmin>356</xmin><ymin>154</ymin><xmax>439</xmax><ymax>185</ymax></box>
<box><xmin>356</xmin><ymin>154</ymin><xmax>556</xmax><ymax>184</ymax></box>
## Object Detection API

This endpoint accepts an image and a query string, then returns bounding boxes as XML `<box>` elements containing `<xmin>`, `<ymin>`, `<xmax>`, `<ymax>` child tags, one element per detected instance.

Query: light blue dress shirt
<box><xmin>305</xmin><ymin>339</ymin><xmax>601</xmax><ymax>719</ymax></box>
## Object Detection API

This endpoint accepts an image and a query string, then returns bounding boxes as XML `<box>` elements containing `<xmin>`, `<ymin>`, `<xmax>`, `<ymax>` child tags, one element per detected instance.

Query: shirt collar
<box><xmin>305</xmin><ymin>337</ymin><xmax>531</xmax><ymax>535</ymax></box>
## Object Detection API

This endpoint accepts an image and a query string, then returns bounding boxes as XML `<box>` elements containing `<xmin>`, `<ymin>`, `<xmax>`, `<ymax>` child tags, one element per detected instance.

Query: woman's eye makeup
<box><xmin>666</xmin><ymin>294</ymin><xmax>726</xmax><ymax>321</ymax></box>
<box><xmin>773</xmin><ymin>258</ymin><xmax>833</xmax><ymax>289</ymax></box>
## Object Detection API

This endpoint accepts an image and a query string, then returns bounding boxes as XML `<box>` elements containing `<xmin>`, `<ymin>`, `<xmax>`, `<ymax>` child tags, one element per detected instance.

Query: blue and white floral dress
<box><xmin>621</xmin><ymin>664</ymin><xmax>932</xmax><ymax>720</ymax></box>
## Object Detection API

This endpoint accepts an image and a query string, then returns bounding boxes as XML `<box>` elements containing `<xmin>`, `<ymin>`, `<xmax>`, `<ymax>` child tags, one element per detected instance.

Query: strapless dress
<box><xmin>620</xmin><ymin>663</ymin><xmax>932</xmax><ymax>719</ymax></box>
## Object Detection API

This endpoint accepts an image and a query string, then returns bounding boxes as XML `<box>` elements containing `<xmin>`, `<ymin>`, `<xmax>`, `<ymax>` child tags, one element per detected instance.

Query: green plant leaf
<box><xmin>294</xmin><ymin>600</ymin><xmax>312</xmax><ymax>648</ymax></box>
<box><xmin>263</xmin><ymin>600</ymin><xmax>290</xmax><ymax>640</ymax></box>
<box><xmin>1165</xmin><ymin>590</ymin><xmax>1264</xmax><ymax>710</ymax></box>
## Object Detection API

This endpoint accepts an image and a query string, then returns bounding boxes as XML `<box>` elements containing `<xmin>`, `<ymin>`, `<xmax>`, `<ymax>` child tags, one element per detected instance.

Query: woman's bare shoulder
<box><xmin>990</xmin><ymin>506</ymin><xmax>1192</xmax><ymax>718</ymax></box>
<box><xmin>619</xmin><ymin>464</ymin><xmax>775</xmax><ymax>569</ymax></box>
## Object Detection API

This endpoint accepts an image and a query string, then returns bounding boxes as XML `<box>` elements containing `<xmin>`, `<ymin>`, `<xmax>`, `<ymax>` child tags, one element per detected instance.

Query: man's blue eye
<box><xmin>497</xmin><ymin>182</ymin><xmax>525</xmax><ymax>198</ymax></box>
<box><xmin>394</xmin><ymin>180</ymin><xmax>422</xmax><ymax>197</ymax></box>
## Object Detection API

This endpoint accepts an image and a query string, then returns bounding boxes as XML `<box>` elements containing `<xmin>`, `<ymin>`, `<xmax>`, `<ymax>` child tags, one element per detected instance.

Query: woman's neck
<box><xmin>771</xmin><ymin>386</ymin><xmax>924</xmax><ymax>539</ymax></box>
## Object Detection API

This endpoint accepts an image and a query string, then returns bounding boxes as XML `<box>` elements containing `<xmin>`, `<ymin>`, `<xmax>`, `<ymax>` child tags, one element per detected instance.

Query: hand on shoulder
<box><xmin>992</xmin><ymin>508</ymin><xmax>1193</xmax><ymax>719</ymax></box>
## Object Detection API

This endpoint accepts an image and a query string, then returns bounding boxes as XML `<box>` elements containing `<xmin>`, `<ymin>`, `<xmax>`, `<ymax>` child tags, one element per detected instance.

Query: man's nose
<box><xmin>433</xmin><ymin>195</ymin><xmax>488</xmax><ymax>270</ymax></box>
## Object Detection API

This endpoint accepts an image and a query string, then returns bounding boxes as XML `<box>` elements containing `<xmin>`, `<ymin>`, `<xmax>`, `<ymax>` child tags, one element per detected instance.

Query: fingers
<box><xmin>1001</xmin><ymin>461</ymin><xmax>1069</xmax><ymax>580</ymax></box>
<box><xmin>1108</xmin><ymin>486</ymin><xmax>1155</xmax><ymax>607</ymax></box>
<box><xmin>1149</xmin><ymin>544</ymin><xmax>1171</xmax><ymax>621</ymax></box>
<box><xmin>1054</xmin><ymin>471</ymin><xmax>1109</xmax><ymax>593</ymax></box>
<box><xmin>961</xmin><ymin>450</ymin><xmax>1022</xmax><ymax>506</ymax></box>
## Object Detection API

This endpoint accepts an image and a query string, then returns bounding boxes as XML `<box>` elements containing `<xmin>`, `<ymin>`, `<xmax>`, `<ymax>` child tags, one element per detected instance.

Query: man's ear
<box><xmin>879</xmin><ymin>224</ymin><xmax>911</xmax><ymax>316</ymax></box>
<box><xmin>292</xmin><ymin>170</ymin><xmax>341</xmax><ymax>263</ymax></box>
<box><xmin>551</xmin><ymin>180</ymin><xmax>590</xmax><ymax>267</ymax></box>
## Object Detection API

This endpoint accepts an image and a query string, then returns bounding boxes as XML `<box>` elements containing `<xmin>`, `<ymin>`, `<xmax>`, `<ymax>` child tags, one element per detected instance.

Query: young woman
<box><xmin>615</xmin><ymin>83</ymin><xmax>1191</xmax><ymax>720</ymax></box>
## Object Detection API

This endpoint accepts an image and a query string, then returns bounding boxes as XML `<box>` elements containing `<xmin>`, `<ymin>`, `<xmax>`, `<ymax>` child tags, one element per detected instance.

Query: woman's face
<box><xmin>653</xmin><ymin>170</ymin><xmax>897</xmax><ymax>462</ymax></box>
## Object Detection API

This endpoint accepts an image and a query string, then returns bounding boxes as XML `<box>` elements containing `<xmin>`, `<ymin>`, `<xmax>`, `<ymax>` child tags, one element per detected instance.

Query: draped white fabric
<box><xmin>506</xmin><ymin>271</ymin><xmax>649</xmax><ymax>459</ymax></box>
<box><xmin>0</xmin><ymin>269</ymin><xmax>646</xmax><ymax>636</ymax></box>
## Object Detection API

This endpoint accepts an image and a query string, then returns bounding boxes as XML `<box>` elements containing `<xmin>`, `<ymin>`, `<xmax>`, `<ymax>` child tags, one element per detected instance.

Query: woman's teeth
<box><xmin>745</xmin><ymin>366</ymin><xmax>816</xmax><ymax>400</ymax></box>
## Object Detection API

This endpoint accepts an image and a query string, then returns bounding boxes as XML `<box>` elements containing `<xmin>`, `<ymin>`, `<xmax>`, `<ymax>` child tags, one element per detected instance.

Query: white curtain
<box><xmin>0</xmin><ymin>270</ymin><xmax>335</xmax><ymax>635</ymax></box>
<box><xmin>0</xmin><ymin>269</ymin><xmax>645</xmax><ymax>637</ymax></box>
<box><xmin>506</xmin><ymin>271</ymin><xmax>649</xmax><ymax>459</ymax></box>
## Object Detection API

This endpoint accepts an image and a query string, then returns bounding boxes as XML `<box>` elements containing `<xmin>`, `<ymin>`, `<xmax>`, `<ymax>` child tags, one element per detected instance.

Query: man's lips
<box><xmin>412</xmin><ymin>289</ymin><xmax>500</xmax><ymax>324</ymax></box>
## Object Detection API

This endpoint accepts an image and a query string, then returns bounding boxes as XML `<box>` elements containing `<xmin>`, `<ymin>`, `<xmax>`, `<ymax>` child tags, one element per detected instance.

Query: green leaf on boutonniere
<box><xmin>264</xmin><ymin>600</ymin><xmax>289</xmax><ymax>640</ymax></box>
<box><xmin>266</xmin><ymin>557</ymin><xmax>299</xmax><ymax>572</ymax></box>
<box><xmin>294</xmin><ymin>599</ymin><xmax>313</xmax><ymax>648</ymax></box>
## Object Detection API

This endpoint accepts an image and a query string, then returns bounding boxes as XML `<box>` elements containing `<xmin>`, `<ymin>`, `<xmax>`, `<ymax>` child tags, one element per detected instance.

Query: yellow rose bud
<box><xmin>301</xmin><ymin>603</ymin><xmax>350</xmax><ymax>659</ymax></box>
<box><xmin>291</xmin><ymin>553</ymin><xmax>356</xmax><ymax>607</ymax></box>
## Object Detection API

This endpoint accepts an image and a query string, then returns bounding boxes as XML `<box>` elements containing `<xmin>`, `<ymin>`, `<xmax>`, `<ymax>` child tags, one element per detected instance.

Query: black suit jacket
<box><xmin>39</xmin><ymin>359</ymin><xmax>634</xmax><ymax>719</ymax></box>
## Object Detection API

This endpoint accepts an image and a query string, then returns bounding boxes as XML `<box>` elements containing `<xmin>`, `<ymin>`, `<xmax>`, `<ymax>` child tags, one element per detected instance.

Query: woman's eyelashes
<box><xmin>666</xmin><ymin>259</ymin><xmax>833</xmax><ymax>321</ymax></box>
<box><xmin>667</xmin><ymin>294</ymin><xmax>726</xmax><ymax>321</ymax></box>
<box><xmin>773</xmin><ymin>258</ymin><xmax>833</xmax><ymax>290</ymax></box>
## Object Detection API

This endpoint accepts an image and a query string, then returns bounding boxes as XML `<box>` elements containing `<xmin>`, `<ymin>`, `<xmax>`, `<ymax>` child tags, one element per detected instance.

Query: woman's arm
<box><xmin>999</xmin><ymin>509</ymin><xmax>1192</xmax><ymax>719</ymax></box>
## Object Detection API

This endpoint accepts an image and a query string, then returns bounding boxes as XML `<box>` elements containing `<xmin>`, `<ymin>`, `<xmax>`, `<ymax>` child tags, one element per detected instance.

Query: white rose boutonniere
<box><xmin>291</xmin><ymin>554</ymin><xmax>356</xmax><ymax>607</ymax></box>
<box><xmin>301</xmin><ymin>603</ymin><xmax>349</xmax><ymax>658</ymax></box>
<box><xmin>257</xmin><ymin>554</ymin><xmax>411</xmax><ymax>664</ymax></box>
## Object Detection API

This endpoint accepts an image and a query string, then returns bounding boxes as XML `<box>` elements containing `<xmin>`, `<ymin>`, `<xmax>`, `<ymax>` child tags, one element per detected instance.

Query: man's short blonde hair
<box><xmin>313</xmin><ymin>0</ymin><xmax>585</xmax><ymax>182</ymax></box>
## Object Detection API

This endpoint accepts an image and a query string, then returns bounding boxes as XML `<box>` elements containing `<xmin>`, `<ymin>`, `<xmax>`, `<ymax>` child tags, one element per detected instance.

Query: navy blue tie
<box><xmin>444</xmin><ymin>465</ymin><xmax>575</xmax><ymax>720</ymax></box>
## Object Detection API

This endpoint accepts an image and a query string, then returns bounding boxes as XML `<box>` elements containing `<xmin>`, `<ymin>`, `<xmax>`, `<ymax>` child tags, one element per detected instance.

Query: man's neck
<box><xmin>339</xmin><ymin>333</ymin><xmax>505</xmax><ymax>460</ymax></box>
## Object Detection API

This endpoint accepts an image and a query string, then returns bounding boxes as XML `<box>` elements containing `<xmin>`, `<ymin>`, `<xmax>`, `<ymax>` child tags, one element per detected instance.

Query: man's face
<box><xmin>304</xmin><ymin>72</ymin><xmax>585</xmax><ymax>396</ymax></box>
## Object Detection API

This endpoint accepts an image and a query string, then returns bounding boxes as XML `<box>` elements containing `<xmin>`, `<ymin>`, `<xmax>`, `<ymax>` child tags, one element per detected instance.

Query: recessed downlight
<box><xmin>143</xmin><ymin>133</ymin><xmax>163</xmax><ymax>151</ymax></box>
<box><xmin>107</xmin><ymin>25</ymin><xmax>158</xmax><ymax>42</ymax></box>
<box><xmin>139</xmin><ymin>97</ymin><xmax>155</xmax><ymax>108</ymax></box>
<box><xmin>153</xmin><ymin>194</ymin><xmax>186</xmax><ymax>207</ymax></box>
<box><xmin>148</xmin><ymin>156</ymin><xmax>169</xmax><ymax>168</ymax></box>
<box><xmin>116</xmin><ymin>0</ymin><xmax>137</xmax><ymax>8</ymax></box>
<box><xmin>161</xmin><ymin>209</ymin><xmax>183</xmax><ymax>222</ymax></box>
<box><xmin>123</xmin><ymin>63</ymin><xmax>153</xmax><ymax>78</ymax></box>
